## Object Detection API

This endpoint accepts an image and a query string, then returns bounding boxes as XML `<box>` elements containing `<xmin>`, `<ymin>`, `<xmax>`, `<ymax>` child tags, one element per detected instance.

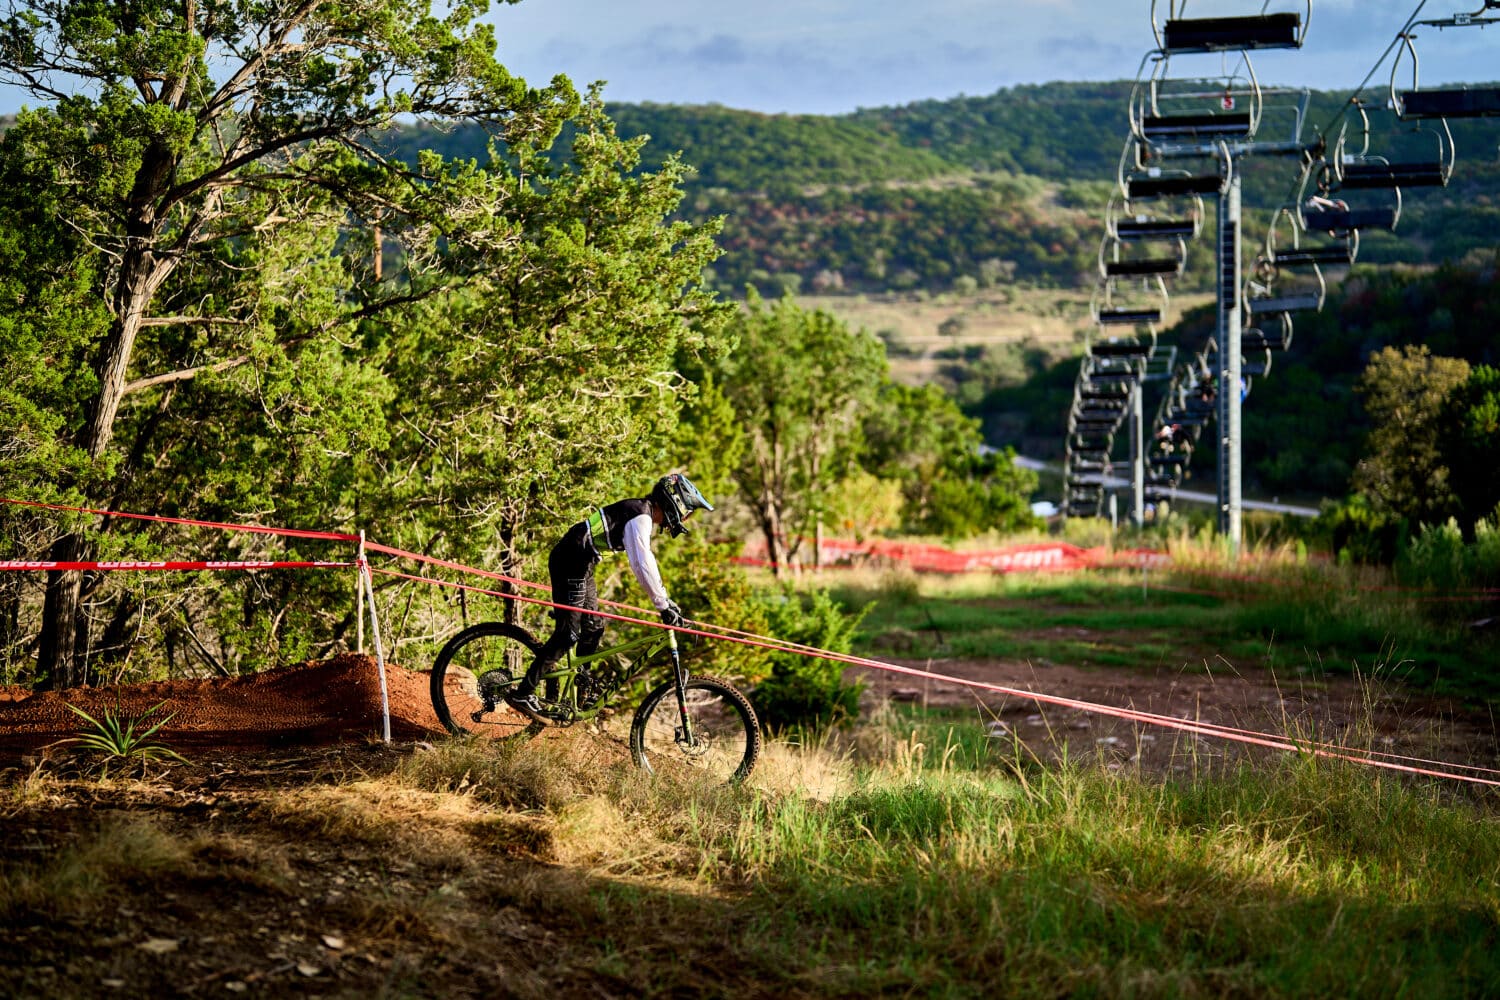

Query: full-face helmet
<box><xmin>651</xmin><ymin>473</ymin><xmax>714</xmax><ymax>537</ymax></box>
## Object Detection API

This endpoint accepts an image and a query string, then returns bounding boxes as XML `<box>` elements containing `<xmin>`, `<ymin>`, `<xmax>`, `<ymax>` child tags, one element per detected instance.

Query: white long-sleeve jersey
<box><xmin>621</xmin><ymin>513</ymin><xmax>671</xmax><ymax>609</ymax></box>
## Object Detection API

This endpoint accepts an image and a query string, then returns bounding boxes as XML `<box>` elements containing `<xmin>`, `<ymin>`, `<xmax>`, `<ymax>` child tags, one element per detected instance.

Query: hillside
<box><xmin>380</xmin><ymin>86</ymin><xmax>1500</xmax><ymax>501</ymax></box>
<box><xmin>388</xmin><ymin>82</ymin><xmax>1500</xmax><ymax>301</ymax></box>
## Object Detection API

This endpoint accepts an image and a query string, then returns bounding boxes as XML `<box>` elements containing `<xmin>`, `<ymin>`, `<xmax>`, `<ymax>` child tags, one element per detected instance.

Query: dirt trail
<box><xmin>2</xmin><ymin>654</ymin><xmax>1494</xmax><ymax>777</ymax></box>
<box><xmin>850</xmin><ymin>657</ymin><xmax>1500</xmax><ymax>774</ymax></box>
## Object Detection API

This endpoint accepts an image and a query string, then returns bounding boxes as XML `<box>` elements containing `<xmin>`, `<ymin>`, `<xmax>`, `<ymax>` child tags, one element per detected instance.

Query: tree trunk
<box><xmin>501</xmin><ymin>518</ymin><xmax>521</xmax><ymax>627</ymax></box>
<box><xmin>36</xmin><ymin>243</ymin><xmax>165</xmax><ymax>689</ymax></box>
<box><xmin>759</xmin><ymin>500</ymin><xmax>786</xmax><ymax>578</ymax></box>
<box><xmin>36</xmin><ymin>535</ymin><xmax>86</xmax><ymax>690</ymax></box>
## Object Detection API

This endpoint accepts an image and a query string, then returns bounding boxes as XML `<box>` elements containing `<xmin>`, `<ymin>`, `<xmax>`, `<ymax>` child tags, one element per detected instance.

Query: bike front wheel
<box><xmin>629</xmin><ymin>675</ymin><xmax>761</xmax><ymax>783</ymax></box>
<box><xmin>430</xmin><ymin>622</ymin><xmax>541</xmax><ymax>736</ymax></box>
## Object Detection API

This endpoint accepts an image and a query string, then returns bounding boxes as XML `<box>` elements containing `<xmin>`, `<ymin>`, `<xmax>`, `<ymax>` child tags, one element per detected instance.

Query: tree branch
<box><xmin>122</xmin><ymin>356</ymin><xmax>249</xmax><ymax>396</ymax></box>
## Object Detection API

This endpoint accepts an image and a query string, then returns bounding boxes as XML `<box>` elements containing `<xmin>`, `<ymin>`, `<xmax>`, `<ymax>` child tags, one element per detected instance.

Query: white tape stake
<box><xmin>356</xmin><ymin>532</ymin><xmax>366</xmax><ymax>654</ymax></box>
<box><xmin>359</xmin><ymin>543</ymin><xmax>391</xmax><ymax>744</ymax></box>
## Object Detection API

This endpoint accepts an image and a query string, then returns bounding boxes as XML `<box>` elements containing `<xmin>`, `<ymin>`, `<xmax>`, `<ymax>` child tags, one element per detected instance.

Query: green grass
<box><xmin>825</xmin><ymin>564</ymin><xmax>1499</xmax><ymax>703</ymax></box>
<box><xmin>480</xmin><ymin>713</ymin><xmax>1500</xmax><ymax>997</ymax></box>
<box><xmin>7</xmin><ymin>702</ymin><xmax>1498</xmax><ymax>997</ymax></box>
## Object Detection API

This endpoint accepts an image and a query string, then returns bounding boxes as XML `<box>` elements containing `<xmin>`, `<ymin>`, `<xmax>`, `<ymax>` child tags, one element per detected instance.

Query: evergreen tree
<box><xmin>714</xmin><ymin>293</ymin><xmax>886</xmax><ymax>572</ymax></box>
<box><xmin>0</xmin><ymin>3</ymin><xmax>726</xmax><ymax>686</ymax></box>
<box><xmin>1438</xmin><ymin>364</ymin><xmax>1500</xmax><ymax>528</ymax></box>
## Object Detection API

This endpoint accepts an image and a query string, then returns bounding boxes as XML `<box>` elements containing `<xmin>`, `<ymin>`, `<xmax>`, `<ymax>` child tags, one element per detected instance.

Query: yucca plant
<box><xmin>62</xmin><ymin>701</ymin><xmax>187</xmax><ymax>776</ymax></box>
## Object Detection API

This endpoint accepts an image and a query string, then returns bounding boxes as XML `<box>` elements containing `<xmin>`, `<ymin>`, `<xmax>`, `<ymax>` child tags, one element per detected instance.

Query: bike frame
<box><xmin>536</xmin><ymin>625</ymin><xmax>688</xmax><ymax>726</ymax></box>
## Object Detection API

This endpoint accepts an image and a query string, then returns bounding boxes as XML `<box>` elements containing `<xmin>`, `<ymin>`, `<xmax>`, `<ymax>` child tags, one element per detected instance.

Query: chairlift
<box><xmin>1090</xmin><ymin>339</ymin><xmax>1157</xmax><ymax>360</ymax></box>
<box><xmin>1077</xmin><ymin>403</ymin><xmax>1130</xmax><ymax>422</ymax></box>
<box><xmin>1264</xmin><ymin>205</ymin><xmax>1357</xmax><ymax>268</ymax></box>
<box><xmin>1331</xmin><ymin>100</ymin><xmax>1454</xmax><ymax>189</ymax></box>
<box><xmin>1151</xmin><ymin>0</ymin><xmax>1309</xmax><ymax>53</ymax></box>
<box><xmin>1099</xmin><ymin>230</ymin><xmax>1187</xmax><ymax>279</ymax></box>
<box><xmin>1244</xmin><ymin>251</ymin><xmax>1327</xmax><ymax>316</ymax></box>
<box><xmin>1119</xmin><ymin>134</ymin><xmax>1229</xmax><ymax>202</ymax></box>
<box><xmin>1124</xmin><ymin>165</ymin><xmax>1228</xmax><ymax>201</ymax></box>
<box><xmin>1294</xmin><ymin>150</ymin><xmax>1401</xmax><ymax>235</ymax></box>
<box><xmin>1091</xmin><ymin>265</ymin><xmax>1171</xmax><ymax>329</ymax></box>
<box><xmin>1087</xmin><ymin>350</ymin><xmax>1144</xmax><ymax>375</ymax></box>
<box><xmin>1130</xmin><ymin>53</ymin><xmax>1262</xmax><ymax>148</ymax></box>
<box><xmin>1106</xmin><ymin>193</ymin><xmax>1203</xmax><ymax>242</ymax></box>
<box><xmin>1243</xmin><ymin>313</ymin><xmax>1295</xmax><ymax>352</ymax></box>
<box><xmin>1391</xmin><ymin>14</ymin><xmax>1500</xmax><ymax>120</ymax></box>
<box><xmin>1241</xmin><ymin>344</ymin><xmax>1274</xmax><ymax>378</ymax></box>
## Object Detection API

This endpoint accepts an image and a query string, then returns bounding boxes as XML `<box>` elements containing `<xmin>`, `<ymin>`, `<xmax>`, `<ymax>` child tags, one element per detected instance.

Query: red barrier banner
<box><xmin>0</xmin><ymin>560</ymin><xmax>353</xmax><ymax>572</ymax></box>
<box><xmin>741</xmin><ymin>537</ymin><xmax>1170</xmax><ymax>574</ymax></box>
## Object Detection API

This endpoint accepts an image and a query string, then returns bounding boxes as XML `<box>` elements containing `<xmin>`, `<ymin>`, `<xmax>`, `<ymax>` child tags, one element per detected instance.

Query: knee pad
<box><xmin>575</xmin><ymin>627</ymin><xmax>604</xmax><ymax>657</ymax></box>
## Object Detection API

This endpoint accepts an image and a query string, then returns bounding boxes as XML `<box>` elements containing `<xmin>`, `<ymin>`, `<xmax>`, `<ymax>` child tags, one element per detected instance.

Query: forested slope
<box><xmin>392</xmin><ymin>82</ymin><xmax>1500</xmax><ymax>296</ymax></box>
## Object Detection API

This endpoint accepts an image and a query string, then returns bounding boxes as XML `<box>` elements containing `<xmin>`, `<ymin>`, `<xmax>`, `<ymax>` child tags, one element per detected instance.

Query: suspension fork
<box><xmin>667</xmin><ymin>629</ymin><xmax>696</xmax><ymax>745</ymax></box>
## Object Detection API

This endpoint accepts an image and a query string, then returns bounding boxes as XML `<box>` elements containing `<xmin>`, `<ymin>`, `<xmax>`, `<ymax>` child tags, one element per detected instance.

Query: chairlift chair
<box><xmin>1092</xmin><ymin>272</ymin><xmax>1170</xmax><ymax>329</ymax></box>
<box><xmin>1295</xmin><ymin>150</ymin><xmax>1402</xmax><ymax>235</ymax></box>
<box><xmin>1391</xmin><ymin>21</ymin><xmax>1500</xmax><ymax>121</ymax></box>
<box><xmin>1130</xmin><ymin>54</ymin><xmax>1262</xmax><ymax>149</ymax></box>
<box><xmin>1100</xmin><ymin>230</ymin><xmax>1187</xmax><ymax>278</ymax></box>
<box><xmin>1090</xmin><ymin>339</ymin><xmax>1157</xmax><ymax>360</ymax></box>
<box><xmin>1265</xmin><ymin>205</ymin><xmax>1357</xmax><ymax>268</ymax></box>
<box><xmin>1241</xmin><ymin>346</ymin><xmax>1273</xmax><ymax>378</ymax></box>
<box><xmin>1244</xmin><ymin>251</ymin><xmax>1327</xmax><ymax>316</ymax></box>
<box><xmin>1106</xmin><ymin>193</ymin><xmax>1203</xmax><ymax>242</ymax></box>
<box><xmin>1242</xmin><ymin>314</ymin><xmax>1294</xmax><ymax>352</ymax></box>
<box><xmin>1151</xmin><ymin>0</ymin><xmax>1309</xmax><ymax>53</ymax></box>
<box><xmin>1330</xmin><ymin>101</ymin><xmax>1454</xmax><ymax>190</ymax></box>
<box><xmin>1118</xmin><ymin>133</ymin><xmax>1229</xmax><ymax>202</ymax></box>
<box><xmin>1125</xmin><ymin>167</ymin><xmax>1228</xmax><ymax>201</ymax></box>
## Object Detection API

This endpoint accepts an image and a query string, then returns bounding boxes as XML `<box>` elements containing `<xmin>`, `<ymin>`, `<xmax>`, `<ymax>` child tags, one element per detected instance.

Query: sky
<box><xmin>0</xmin><ymin>1</ymin><xmax>1494</xmax><ymax>117</ymax></box>
<box><xmin>486</xmin><ymin>0</ymin><xmax>1500</xmax><ymax>114</ymax></box>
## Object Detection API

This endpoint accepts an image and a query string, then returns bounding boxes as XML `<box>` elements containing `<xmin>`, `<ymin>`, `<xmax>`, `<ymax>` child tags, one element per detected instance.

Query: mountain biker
<box><xmin>506</xmin><ymin>473</ymin><xmax>714</xmax><ymax>722</ymax></box>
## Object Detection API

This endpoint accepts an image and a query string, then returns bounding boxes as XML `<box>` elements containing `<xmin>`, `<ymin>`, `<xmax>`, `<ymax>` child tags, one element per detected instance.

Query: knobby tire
<box><xmin>629</xmin><ymin>675</ymin><xmax>761</xmax><ymax>784</ymax></box>
<box><xmin>430</xmin><ymin>622</ymin><xmax>542</xmax><ymax>737</ymax></box>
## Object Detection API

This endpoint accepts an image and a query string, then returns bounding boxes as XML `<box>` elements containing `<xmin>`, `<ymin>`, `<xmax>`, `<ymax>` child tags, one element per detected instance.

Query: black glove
<box><xmin>659</xmin><ymin>603</ymin><xmax>684</xmax><ymax>628</ymax></box>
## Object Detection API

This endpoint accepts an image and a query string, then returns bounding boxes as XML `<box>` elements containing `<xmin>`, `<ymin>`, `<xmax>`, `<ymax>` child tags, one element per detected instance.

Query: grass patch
<box><xmin>3</xmin><ymin>720</ymin><xmax>1496</xmax><ymax>996</ymax></box>
<box><xmin>824</xmin><ymin>559</ymin><xmax>1498</xmax><ymax>702</ymax></box>
<box><xmin>4</xmin><ymin>543</ymin><xmax>1496</xmax><ymax>996</ymax></box>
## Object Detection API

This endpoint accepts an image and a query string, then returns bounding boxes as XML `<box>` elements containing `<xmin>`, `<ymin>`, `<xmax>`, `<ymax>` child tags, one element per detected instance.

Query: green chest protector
<box><xmin>585</xmin><ymin>508</ymin><xmax>620</xmax><ymax>554</ymax></box>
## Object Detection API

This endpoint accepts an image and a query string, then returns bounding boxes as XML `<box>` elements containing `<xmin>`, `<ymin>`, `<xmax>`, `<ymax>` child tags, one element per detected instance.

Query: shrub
<box><xmin>60</xmin><ymin>701</ymin><xmax>186</xmax><ymax>777</ymax></box>
<box><xmin>1311</xmin><ymin>495</ymin><xmax>1404</xmax><ymax>565</ymax></box>
<box><xmin>1398</xmin><ymin>508</ymin><xmax>1500</xmax><ymax>591</ymax></box>
<box><xmin>1398</xmin><ymin>517</ymin><xmax>1468</xmax><ymax>590</ymax></box>
<box><xmin>1473</xmin><ymin>510</ymin><xmax>1500</xmax><ymax>587</ymax></box>
<box><xmin>751</xmin><ymin>586</ymin><xmax>869</xmax><ymax>736</ymax></box>
<box><xmin>651</xmin><ymin>535</ymin><xmax>773</xmax><ymax>683</ymax></box>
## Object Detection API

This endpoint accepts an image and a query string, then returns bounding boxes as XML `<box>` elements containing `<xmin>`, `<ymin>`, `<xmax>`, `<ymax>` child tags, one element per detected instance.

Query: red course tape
<box><xmin>6</xmin><ymin>496</ymin><xmax>1497</xmax><ymax>786</ymax></box>
<box><xmin>0</xmin><ymin>560</ymin><xmax>353</xmax><ymax>571</ymax></box>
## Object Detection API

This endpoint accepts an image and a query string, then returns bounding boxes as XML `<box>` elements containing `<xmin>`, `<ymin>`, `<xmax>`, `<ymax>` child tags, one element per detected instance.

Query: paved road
<box><xmin>1012</xmin><ymin>455</ymin><xmax>1321</xmax><ymax>518</ymax></box>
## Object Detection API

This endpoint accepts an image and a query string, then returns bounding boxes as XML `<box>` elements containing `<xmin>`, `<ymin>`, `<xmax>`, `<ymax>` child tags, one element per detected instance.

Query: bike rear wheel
<box><xmin>629</xmin><ymin>675</ymin><xmax>761</xmax><ymax>783</ymax></box>
<box><xmin>430</xmin><ymin>622</ymin><xmax>541</xmax><ymax>736</ymax></box>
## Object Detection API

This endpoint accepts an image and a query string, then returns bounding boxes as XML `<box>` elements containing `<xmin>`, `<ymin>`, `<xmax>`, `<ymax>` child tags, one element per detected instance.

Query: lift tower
<box><xmin>1144</xmin><ymin>2</ymin><xmax>1310</xmax><ymax>549</ymax></box>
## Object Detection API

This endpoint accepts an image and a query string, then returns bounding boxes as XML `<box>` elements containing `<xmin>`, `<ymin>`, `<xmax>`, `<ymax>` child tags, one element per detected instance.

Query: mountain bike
<box><xmin>429</xmin><ymin>617</ymin><xmax>761</xmax><ymax>783</ymax></box>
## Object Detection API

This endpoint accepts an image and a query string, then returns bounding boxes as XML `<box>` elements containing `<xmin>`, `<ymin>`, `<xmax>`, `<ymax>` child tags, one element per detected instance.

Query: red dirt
<box><xmin>0</xmin><ymin>654</ymin><xmax>503</xmax><ymax>757</ymax></box>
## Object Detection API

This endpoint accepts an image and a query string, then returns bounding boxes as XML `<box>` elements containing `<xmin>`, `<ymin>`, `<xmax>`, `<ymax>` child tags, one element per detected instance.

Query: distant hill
<box><xmin>390</xmin><ymin>81</ymin><xmax>1500</xmax><ymax>297</ymax></box>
